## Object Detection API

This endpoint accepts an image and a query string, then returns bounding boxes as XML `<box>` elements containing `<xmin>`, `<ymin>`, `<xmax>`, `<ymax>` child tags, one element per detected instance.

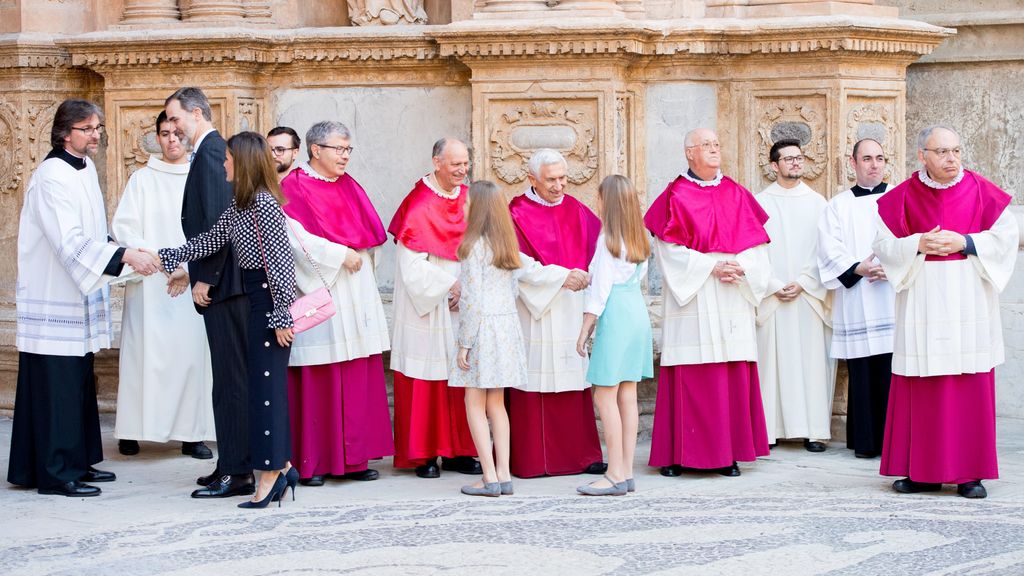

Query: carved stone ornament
<box><xmin>348</xmin><ymin>0</ymin><xmax>427</xmax><ymax>26</ymax></box>
<box><xmin>27</xmin><ymin>100</ymin><xmax>60</xmax><ymax>168</ymax></box>
<box><xmin>757</xmin><ymin>99</ymin><xmax>827</xmax><ymax>183</ymax></box>
<box><xmin>845</xmin><ymin>102</ymin><xmax>897</xmax><ymax>184</ymax></box>
<box><xmin>120</xmin><ymin>107</ymin><xmax>164</xmax><ymax>187</ymax></box>
<box><xmin>489</xmin><ymin>100</ymin><xmax>599</xmax><ymax>186</ymax></box>
<box><xmin>237</xmin><ymin>97</ymin><xmax>259</xmax><ymax>133</ymax></box>
<box><xmin>0</xmin><ymin>98</ymin><xmax>24</xmax><ymax>194</ymax></box>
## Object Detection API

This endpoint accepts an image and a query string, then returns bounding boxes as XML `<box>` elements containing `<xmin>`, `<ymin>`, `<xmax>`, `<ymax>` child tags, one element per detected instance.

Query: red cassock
<box><xmin>388</xmin><ymin>179</ymin><xmax>477</xmax><ymax>468</ymax></box>
<box><xmin>507</xmin><ymin>192</ymin><xmax>604</xmax><ymax>477</ymax></box>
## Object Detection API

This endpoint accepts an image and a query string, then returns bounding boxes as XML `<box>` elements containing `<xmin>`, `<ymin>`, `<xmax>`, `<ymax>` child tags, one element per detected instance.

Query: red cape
<box><xmin>509</xmin><ymin>192</ymin><xmax>601</xmax><ymax>270</ymax></box>
<box><xmin>281</xmin><ymin>168</ymin><xmax>386</xmax><ymax>250</ymax></box>
<box><xmin>387</xmin><ymin>178</ymin><xmax>467</xmax><ymax>261</ymax></box>
<box><xmin>644</xmin><ymin>174</ymin><xmax>770</xmax><ymax>253</ymax></box>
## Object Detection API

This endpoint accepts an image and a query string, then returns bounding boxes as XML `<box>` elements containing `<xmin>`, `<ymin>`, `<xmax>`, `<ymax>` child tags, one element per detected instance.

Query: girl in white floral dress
<box><xmin>450</xmin><ymin>180</ymin><xmax>530</xmax><ymax>497</ymax></box>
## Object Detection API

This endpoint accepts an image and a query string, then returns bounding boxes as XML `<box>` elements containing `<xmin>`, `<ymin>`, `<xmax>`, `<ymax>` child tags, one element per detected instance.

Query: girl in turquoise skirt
<box><xmin>576</xmin><ymin>175</ymin><xmax>653</xmax><ymax>496</ymax></box>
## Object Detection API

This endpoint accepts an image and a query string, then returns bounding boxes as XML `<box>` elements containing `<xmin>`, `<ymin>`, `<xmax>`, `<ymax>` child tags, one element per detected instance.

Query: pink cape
<box><xmin>644</xmin><ymin>175</ymin><xmax>770</xmax><ymax>253</ymax></box>
<box><xmin>281</xmin><ymin>169</ymin><xmax>387</xmax><ymax>250</ymax></box>
<box><xmin>509</xmin><ymin>193</ymin><xmax>601</xmax><ymax>270</ymax></box>
<box><xmin>387</xmin><ymin>179</ymin><xmax>467</xmax><ymax>261</ymax></box>
<box><xmin>877</xmin><ymin>170</ymin><xmax>1011</xmax><ymax>261</ymax></box>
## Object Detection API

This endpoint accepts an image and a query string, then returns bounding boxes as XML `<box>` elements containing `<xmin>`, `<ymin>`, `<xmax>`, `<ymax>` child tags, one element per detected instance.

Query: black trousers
<box><xmin>203</xmin><ymin>294</ymin><xmax>251</xmax><ymax>475</ymax></box>
<box><xmin>845</xmin><ymin>353</ymin><xmax>892</xmax><ymax>454</ymax></box>
<box><xmin>8</xmin><ymin>352</ymin><xmax>103</xmax><ymax>489</ymax></box>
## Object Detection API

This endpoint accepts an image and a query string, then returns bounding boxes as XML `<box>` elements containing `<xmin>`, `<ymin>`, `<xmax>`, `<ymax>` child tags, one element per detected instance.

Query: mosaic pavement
<box><xmin>2</xmin><ymin>416</ymin><xmax>1024</xmax><ymax>575</ymax></box>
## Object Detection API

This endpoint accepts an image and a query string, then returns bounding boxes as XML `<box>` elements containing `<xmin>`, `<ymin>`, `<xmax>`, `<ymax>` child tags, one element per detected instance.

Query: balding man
<box><xmin>644</xmin><ymin>128</ymin><xmax>772</xmax><ymax>477</ymax></box>
<box><xmin>388</xmin><ymin>138</ymin><xmax>480</xmax><ymax>479</ymax></box>
<box><xmin>873</xmin><ymin>126</ymin><xmax>1017</xmax><ymax>499</ymax></box>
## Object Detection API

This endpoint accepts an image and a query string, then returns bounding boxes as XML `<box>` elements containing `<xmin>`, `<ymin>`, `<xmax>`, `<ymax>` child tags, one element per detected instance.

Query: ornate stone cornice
<box><xmin>0</xmin><ymin>34</ymin><xmax>71</xmax><ymax>69</ymax></box>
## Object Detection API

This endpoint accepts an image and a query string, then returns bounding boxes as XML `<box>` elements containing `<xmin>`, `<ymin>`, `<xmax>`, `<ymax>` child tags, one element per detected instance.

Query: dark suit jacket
<box><xmin>181</xmin><ymin>130</ymin><xmax>244</xmax><ymax>313</ymax></box>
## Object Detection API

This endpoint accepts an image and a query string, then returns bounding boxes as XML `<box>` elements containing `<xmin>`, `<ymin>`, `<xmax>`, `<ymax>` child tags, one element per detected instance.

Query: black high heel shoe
<box><xmin>274</xmin><ymin>467</ymin><xmax>299</xmax><ymax>502</ymax></box>
<box><xmin>238</xmin><ymin>472</ymin><xmax>286</xmax><ymax>509</ymax></box>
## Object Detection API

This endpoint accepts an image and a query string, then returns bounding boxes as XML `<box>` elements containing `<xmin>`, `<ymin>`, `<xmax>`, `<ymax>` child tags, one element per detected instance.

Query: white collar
<box><xmin>191</xmin><ymin>128</ymin><xmax>216</xmax><ymax>155</ymax></box>
<box><xmin>524</xmin><ymin>186</ymin><xmax>563</xmax><ymax>207</ymax></box>
<box><xmin>423</xmin><ymin>174</ymin><xmax>460</xmax><ymax>199</ymax></box>
<box><xmin>683</xmin><ymin>170</ymin><xmax>723</xmax><ymax>187</ymax></box>
<box><xmin>299</xmin><ymin>162</ymin><xmax>338</xmax><ymax>183</ymax></box>
<box><xmin>918</xmin><ymin>168</ymin><xmax>964</xmax><ymax>190</ymax></box>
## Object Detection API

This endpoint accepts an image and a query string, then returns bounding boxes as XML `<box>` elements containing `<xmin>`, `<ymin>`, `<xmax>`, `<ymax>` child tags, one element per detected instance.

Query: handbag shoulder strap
<box><xmin>283</xmin><ymin>218</ymin><xmax>331</xmax><ymax>292</ymax></box>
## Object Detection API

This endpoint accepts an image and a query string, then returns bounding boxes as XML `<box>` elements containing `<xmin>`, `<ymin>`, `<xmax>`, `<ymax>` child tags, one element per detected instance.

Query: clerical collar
<box><xmin>850</xmin><ymin>182</ymin><xmax>888</xmax><ymax>197</ymax></box>
<box><xmin>525</xmin><ymin>187</ymin><xmax>563</xmax><ymax>207</ymax></box>
<box><xmin>299</xmin><ymin>162</ymin><xmax>338</xmax><ymax>183</ymax></box>
<box><xmin>683</xmin><ymin>169</ymin><xmax>723</xmax><ymax>187</ymax></box>
<box><xmin>423</xmin><ymin>174</ymin><xmax>460</xmax><ymax>199</ymax></box>
<box><xmin>46</xmin><ymin>148</ymin><xmax>87</xmax><ymax>171</ymax></box>
<box><xmin>918</xmin><ymin>168</ymin><xmax>964</xmax><ymax>190</ymax></box>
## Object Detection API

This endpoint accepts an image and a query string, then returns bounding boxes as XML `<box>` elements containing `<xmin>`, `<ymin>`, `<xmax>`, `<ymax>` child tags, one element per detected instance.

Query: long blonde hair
<box><xmin>457</xmin><ymin>180</ymin><xmax>522</xmax><ymax>270</ymax></box>
<box><xmin>599</xmin><ymin>175</ymin><xmax>650</xmax><ymax>263</ymax></box>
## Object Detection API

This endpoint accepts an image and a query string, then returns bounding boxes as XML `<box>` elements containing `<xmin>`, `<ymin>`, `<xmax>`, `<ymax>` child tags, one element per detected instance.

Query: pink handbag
<box><xmin>253</xmin><ymin>214</ymin><xmax>336</xmax><ymax>334</ymax></box>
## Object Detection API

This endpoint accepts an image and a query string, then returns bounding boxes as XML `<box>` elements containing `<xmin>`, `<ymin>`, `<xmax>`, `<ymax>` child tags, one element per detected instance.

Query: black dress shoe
<box><xmin>39</xmin><ymin>481</ymin><xmax>101</xmax><ymax>497</ymax></box>
<box><xmin>892</xmin><ymin>477</ymin><xmax>942</xmax><ymax>494</ymax></box>
<box><xmin>80</xmin><ymin>467</ymin><xmax>116</xmax><ymax>483</ymax></box>
<box><xmin>181</xmin><ymin>441</ymin><xmax>213</xmax><ymax>460</ymax></box>
<box><xmin>804</xmin><ymin>440</ymin><xmax>827</xmax><ymax>453</ymax></box>
<box><xmin>191</xmin><ymin>474</ymin><xmax>256</xmax><ymax>498</ymax></box>
<box><xmin>196</xmin><ymin>468</ymin><xmax>220</xmax><ymax>487</ymax></box>
<box><xmin>416</xmin><ymin>459</ymin><xmax>441</xmax><ymax>478</ymax></box>
<box><xmin>659</xmin><ymin>465</ymin><xmax>684</xmax><ymax>477</ymax></box>
<box><xmin>854</xmin><ymin>451</ymin><xmax>878</xmax><ymax>459</ymax></box>
<box><xmin>441</xmin><ymin>456</ymin><xmax>482</xmax><ymax>475</ymax></box>
<box><xmin>716</xmin><ymin>462</ymin><xmax>741</xmax><ymax>477</ymax></box>
<box><xmin>118</xmin><ymin>439</ymin><xmax>140</xmax><ymax>456</ymax></box>
<box><xmin>957</xmin><ymin>481</ymin><xmax>987</xmax><ymax>499</ymax></box>
<box><xmin>584</xmin><ymin>462</ymin><xmax>608</xmax><ymax>475</ymax></box>
<box><xmin>338</xmin><ymin>469</ymin><xmax>379</xmax><ymax>481</ymax></box>
<box><xmin>299</xmin><ymin>475</ymin><xmax>325</xmax><ymax>486</ymax></box>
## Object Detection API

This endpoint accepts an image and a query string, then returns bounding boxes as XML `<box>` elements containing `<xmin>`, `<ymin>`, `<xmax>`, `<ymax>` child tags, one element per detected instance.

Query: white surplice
<box><xmin>286</xmin><ymin>218</ymin><xmax>390</xmax><ymax>367</ymax></box>
<box><xmin>110</xmin><ymin>155</ymin><xmax>215</xmax><ymax>442</ymax></box>
<box><xmin>755</xmin><ymin>181</ymin><xmax>835</xmax><ymax>442</ymax></box>
<box><xmin>17</xmin><ymin>156</ymin><xmax>121</xmax><ymax>356</ymax></box>
<box><xmin>872</xmin><ymin>209</ymin><xmax>1018</xmax><ymax>377</ymax></box>
<box><xmin>654</xmin><ymin>239</ymin><xmax>772</xmax><ymax>367</ymax></box>
<box><xmin>516</xmin><ymin>275</ymin><xmax>588</xmax><ymax>393</ymax></box>
<box><xmin>817</xmin><ymin>186</ymin><xmax>896</xmax><ymax>359</ymax></box>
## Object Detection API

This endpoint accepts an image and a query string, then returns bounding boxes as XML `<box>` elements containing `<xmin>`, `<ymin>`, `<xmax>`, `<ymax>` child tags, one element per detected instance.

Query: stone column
<box><xmin>121</xmin><ymin>0</ymin><xmax>181</xmax><ymax>22</ymax></box>
<box><xmin>180</xmin><ymin>0</ymin><xmax>246</xmax><ymax>20</ymax></box>
<box><xmin>243</xmin><ymin>0</ymin><xmax>273</xmax><ymax>19</ymax></box>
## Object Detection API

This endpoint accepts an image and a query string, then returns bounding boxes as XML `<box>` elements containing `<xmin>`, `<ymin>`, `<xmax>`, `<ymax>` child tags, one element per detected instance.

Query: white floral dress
<box><xmin>448</xmin><ymin>241</ymin><xmax>530</xmax><ymax>390</ymax></box>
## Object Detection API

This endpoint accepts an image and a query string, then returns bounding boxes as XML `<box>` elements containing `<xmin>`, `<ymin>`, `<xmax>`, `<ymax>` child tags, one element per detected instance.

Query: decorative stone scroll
<box><xmin>488</xmin><ymin>100</ymin><xmax>598</xmax><ymax>187</ymax></box>
<box><xmin>0</xmin><ymin>98</ymin><xmax>23</xmax><ymax>194</ymax></box>
<box><xmin>756</xmin><ymin>98</ymin><xmax>827</xmax><ymax>183</ymax></box>
<box><xmin>119</xmin><ymin>107</ymin><xmax>164</xmax><ymax>187</ymax></box>
<box><xmin>348</xmin><ymin>0</ymin><xmax>427</xmax><ymax>26</ymax></box>
<box><xmin>845</xmin><ymin>102</ymin><xmax>898</xmax><ymax>184</ymax></box>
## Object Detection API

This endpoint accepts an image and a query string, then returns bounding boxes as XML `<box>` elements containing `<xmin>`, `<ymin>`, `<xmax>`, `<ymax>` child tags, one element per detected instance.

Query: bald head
<box><xmin>684</xmin><ymin>128</ymin><xmax>722</xmax><ymax>180</ymax></box>
<box><xmin>432</xmin><ymin>137</ymin><xmax>470</xmax><ymax>192</ymax></box>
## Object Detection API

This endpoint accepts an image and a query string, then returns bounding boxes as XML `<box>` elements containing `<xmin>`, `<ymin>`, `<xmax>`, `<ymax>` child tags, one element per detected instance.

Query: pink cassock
<box><xmin>507</xmin><ymin>192</ymin><xmax>604</xmax><ymax>477</ymax></box>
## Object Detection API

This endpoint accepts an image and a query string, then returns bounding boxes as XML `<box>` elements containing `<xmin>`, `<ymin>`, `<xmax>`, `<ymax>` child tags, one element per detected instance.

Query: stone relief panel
<box><xmin>26</xmin><ymin>100</ymin><xmax>60</xmax><ymax>172</ymax></box>
<box><xmin>115</xmin><ymin>105</ymin><xmax>165</xmax><ymax>199</ymax></box>
<box><xmin>754</xmin><ymin>96</ymin><xmax>828</xmax><ymax>195</ymax></box>
<box><xmin>615</xmin><ymin>92</ymin><xmax>632</xmax><ymax>177</ymax></box>
<box><xmin>236</xmin><ymin>97</ymin><xmax>261</xmax><ymax>133</ymax></box>
<box><xmin>348</xmin><ymin>0</ymin><xmax>427</xmax><ymax>25</ymax></box>
<box><xmin>0</xmin><ymin>97</ymin><xmax>23</xmax><ymax>195</ymax></box>
<box><xmin>844</xmin><ymin>99</ymin><xmax>899</xmax><ymax>187</ymax></box>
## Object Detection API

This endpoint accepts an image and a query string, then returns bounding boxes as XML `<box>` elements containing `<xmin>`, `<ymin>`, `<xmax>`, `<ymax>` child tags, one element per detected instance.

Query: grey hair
<box><xmin>50</xmin><ymin>99</ymin><xmax>104</xmax><ymax>149</ymax></box>
<box><xmin>917</xmin><ymin>125</ymin><xmax>960</xmax><ymax>150</ymax></box>
<box><xmin>165</xmin><ymin>87</ymin><xmax>212</xmax><ymax>121</ymax></box>
<box><xmin>432</xmin><ymin>137</ymin><xmax>468</xmax><ymax>159</ymax></box>
<box><xmin>305</xmin><ymin>121</ymin><xmax>351</xmax><ymax>157</ymax></box>
<box><xmin>527</xmin><ymin>148</ymin><xmax>567</xmax><ymax>177</ymax></box>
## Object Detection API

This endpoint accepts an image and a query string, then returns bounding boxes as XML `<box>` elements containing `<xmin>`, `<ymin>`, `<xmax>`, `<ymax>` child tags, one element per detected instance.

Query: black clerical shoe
<box><xmin>716</xmin><ymin>462</ymin><xmax>741</xmax><ymax>477</ymax></box>
<box><xmin>80</xmin><ymin>467</ymin><xmax>116</xmax><ymax>483</ymax></box>
<box><xmin>337</xmin><ymin>469</ymin><xmax>380</xmax><ymax>481</ymax></box>
<box><xmin>191</xmin><ymin>474</ymin><xmax>256</xmax><ymax>498</ymax></box>
<box><xmin>804</xmin><ymin>440</ymin><xmax>827</xmax><ymax>453</ymax></box>
<box><xmin>416</xmin><ymin>459</ymin><xmax>441</xmax><ymax>479</ymax></box>
<box><xmin>957</xmin><ymin>481</ymin><xmax>987</xmax><ymax>499</ymax></box>
<box><xmin>196</xmin><ymin>468</ymin><xmax>221</xmax><ymax>487</ymax></box>
<box><xmin>299</xmin><ymin>475</ymin><xmax>325</xmax><ymax>487</ymax></box>
<box><xmin>584</xmin><ymin>462</ymin><xmax>608</xmax><ymax>475</ymax></box>
<box><xmin>39</xmin><ymin>481</ymin><xmax>101</xmax><ymax>497</ymax></box>
<box><xmin>659</xmin><ymin>465</ymin><xmax>684</xmax><ymax>477</ymax></box>
<box><xmin>892</xmin><ymin>477</ymin><xmax>942</xmax><ymax>494</ymax></box>
<box><xmin>441</xmin><ymin>456</ymin><xmax>483</xmax><ymax>475</ymax></box>
<box><xmin>854</xmin><ymin>451</ymin><xmax>878</xmax><ymax>459</ymax></box>
<box><xmin>181</xmin><ymin>441</ymin><xmax>213</xmax><ymax>460</ymax></box>
<box><xmin>118</xmin><ymin>439</ymin><xmax>140</xmax><ymax>456</ymax></box>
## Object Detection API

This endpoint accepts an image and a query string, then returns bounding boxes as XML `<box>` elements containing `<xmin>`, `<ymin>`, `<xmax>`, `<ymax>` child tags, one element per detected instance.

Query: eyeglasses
<box><xmin>270</xmin><ymin>146</ymin><xmax>298</xmax><ymax>156</ymax></box>
<box><xmin>315</xmin><ymin>143</ymin><xmax>354</xmax><ymax>155</ymax></box>
<box><xmin>780</xmin><ymin>155</ymin><xmax>805</xmax><ymax>165</ymax></box>
<box><xmin>922</xmin><ymin>147</ymin><xmax>962</xmax><ymax>159</ymax></box>
<box><xmin>686</xmin><ymin>141</ymin><xmax>721</xmax><ymax>151</ymax></box>
<box><xmin>70</xmin><ymin>125</ymin><xmax>105</xmax><ymax>136</ymax></box>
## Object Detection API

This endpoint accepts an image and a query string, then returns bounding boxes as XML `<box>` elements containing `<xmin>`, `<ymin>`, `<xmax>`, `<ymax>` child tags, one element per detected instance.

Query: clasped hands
<box><xmin>122</xmin><ymin>248</ymin><xmax>192</xmax><ymax>299</ymax></box>
<box><xmin>918</xmin><ymin>226</ymin><xmax>966</xmax><ymax>257</ymax></box>
<box><xmin>713</xmin><ymin>260</ymin><xmax>745</xmax><ymax>284</ymax></box>
<box><xmin>854</xmin><ymin>253</ymin><xmax>886</xmax><ymax>283</ymax></box>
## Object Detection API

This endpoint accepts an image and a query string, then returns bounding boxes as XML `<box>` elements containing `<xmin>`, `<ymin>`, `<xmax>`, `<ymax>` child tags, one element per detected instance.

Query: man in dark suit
<box><xmin>165</xmin><ymin>87</ymin><xmax>253</xmax><ymax>498</ymax></box>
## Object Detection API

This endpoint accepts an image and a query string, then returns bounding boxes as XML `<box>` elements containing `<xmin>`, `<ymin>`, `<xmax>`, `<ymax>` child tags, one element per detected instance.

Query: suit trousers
<box><xmin>203</xmin><ymin>294</ymin><xmax>251</xmax><ymax>475</ymax></box>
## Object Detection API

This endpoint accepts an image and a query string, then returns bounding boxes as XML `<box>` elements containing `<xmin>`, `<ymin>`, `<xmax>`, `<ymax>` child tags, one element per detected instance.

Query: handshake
<box><xmin>120</xmin><ymin>247</ymin><xmax>191</xmax><ymax>297</ymax></box>
<box><xmin>562</xmin><ymin>268</ymin><xmax>591</xmax><ymax>292</ymax></box>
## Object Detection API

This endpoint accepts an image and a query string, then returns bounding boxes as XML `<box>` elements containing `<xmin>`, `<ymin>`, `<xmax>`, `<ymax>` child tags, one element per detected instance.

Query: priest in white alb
<box><xmin>755</xmin><ymin>139</ymin><xmax>834</xmax><ymax>452</ymax></box>
<box><xmin>817</xmin><ymin>138</ymin><xmax>895</xmax><ymax>459</ymax></box>
<box><xmin>111</xmin><ymin>111</ymin><xmax>215</xmax><ymax>460</ymax></box>
<box><xmin>645</xmin><ymin>128</ymin><xmax>772</xmax><ymax>478</ymax></box>
<box><xmin>873</xmin><ymin>125</ymin><xmax>1017</xmax><ymax>499</ymax></box>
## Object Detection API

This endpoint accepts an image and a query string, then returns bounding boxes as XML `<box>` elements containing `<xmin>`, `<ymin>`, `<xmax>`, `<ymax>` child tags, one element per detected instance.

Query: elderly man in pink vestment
<box><xmin>644</xmin><ymin>128</ymin><xmax>772</xmax><ymax>478</ymax></box>
<box><xmin>873</xmin><ymin>125</ymin><xmax>1017</xmax><ymax>499</ymax></box>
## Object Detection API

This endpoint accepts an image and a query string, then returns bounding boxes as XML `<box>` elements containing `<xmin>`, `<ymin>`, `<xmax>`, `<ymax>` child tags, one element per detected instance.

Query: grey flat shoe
<box><xmin>461</xmin><ymin>482</ymin><xmax>501</xmax><ymax>497</ymax></box>
<box><xmin>577</xmin><ymin>474</ymin><xmax>628</xmax><ymax>496</ymax></box>
<box><xmin>626</xmin><ymin>478</ymin><xmax>635</xmax><ymax>493</ymax></box>
<box><xmin>499</xmin><ymin>481</ymin><xmax>514</xmax><ymax>495</ymax></box>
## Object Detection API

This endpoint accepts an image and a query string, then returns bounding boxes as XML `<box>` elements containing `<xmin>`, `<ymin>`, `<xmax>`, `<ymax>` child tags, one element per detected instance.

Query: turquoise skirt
<box><xmin>586</xmin><ymin>279</ymin><xmax>654</xmax><ymax>387</ymax></box>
